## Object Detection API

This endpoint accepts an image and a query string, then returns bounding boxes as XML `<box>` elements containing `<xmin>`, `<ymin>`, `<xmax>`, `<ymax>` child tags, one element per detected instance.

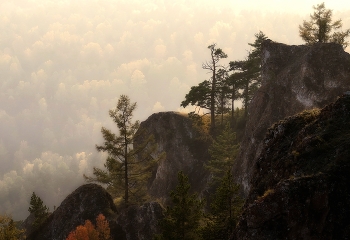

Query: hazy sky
<box><xmin>1</xmin><ymin>0</ymin><xmax>350</xmax><ymax>220</ymax></box>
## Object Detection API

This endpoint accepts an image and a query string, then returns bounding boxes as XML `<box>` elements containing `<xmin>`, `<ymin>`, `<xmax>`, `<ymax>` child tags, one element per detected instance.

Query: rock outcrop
<box><xmin>135</xmin><ymin>112</ymin><xmax>210</xmax><ymax>202</ymax></box>
<box><xmin>26</xmin><ymin>184</ymin><xmax>126</xmax><ymax>240</ymax></box>
<box><xmin>25</xmin><ymin>112</ymin><xmax>208</xmax><ymax>239</ymax></box>
<box><xmin>233</xmin><ymin>41</ymin><xmax>350</xmax><ymax>195</ymax></box>
<box><xmin>117</xmin><ymin>202</ymin><xmax>164</xmax><ymax>240</ymax></box>
<box><xmin>25</xmin><ymin>183</ymin><xmax>164</xmax><ymax>240</ymax></box>
<box><xmin>232</xmin><ymin>94</ymin><xmax>350</xmax><ymax>239</ymax></box>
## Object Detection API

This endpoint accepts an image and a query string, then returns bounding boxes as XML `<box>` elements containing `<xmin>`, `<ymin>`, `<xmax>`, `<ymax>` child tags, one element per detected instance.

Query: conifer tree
<box><xmin>181</xmin><ymin>69</ymin><xmax>231</xmax><ymax>129</ymax></box>
<box><xmin>156</xmin><ymin>171</ymin><xmax>203</xmax><ymax>240</ymax></box>
<box><xmin>299</xmin><ymin>2</ymin><xmax>350</xmax><ymax>48</ymax></box>
<box><xmin>202</xmin><ymin>171</ymin><xmax>243</xmax><ymax>240</ymax></box>
<box><xmin>206</xmin><ymin>124</ymin><xmax>239</xmax><ymax>179</ymax></box>
<box><xmin>203</xmin><ymin>44</ymin><xmax>228</xmax><ymax>133</ymax></box>
<box><xmin>203</xmin><ymin>124</ymin><xmax>243</xmax><ymax>239</ymax></box>
<box><xmin>28</xmin><ymin>192</ymin><xmax>50</xmax><ymax>230</ymax></box>
<box><xmin>85</xmin><ymin>95</ymin><xmax>163</xmax><ymax>207</ymax></box>
<box><xmin>229</xmin><ymin>31</ymin><xmax>267</xmax><ymax>119</ymax></box>
<box><xmin>180</xmin><ymin>43</ymin><xmax>228</xmax><ymax>133</ymax></box>
<box><xmin>180</xmin><ymin>80</ymin><xmax>211</xmax><ymax>113</ymax></box>
<box><xmin>215</xmin><ymin>69</ymin><xmax>231</xmax><ymax>126</ymax></box>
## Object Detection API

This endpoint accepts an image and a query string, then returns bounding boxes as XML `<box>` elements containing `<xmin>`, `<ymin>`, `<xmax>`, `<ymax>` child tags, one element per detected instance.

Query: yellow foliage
<box><xmin>0</xmin><ymin>215</ymin><xmax>25</xmax><ymax>240</ymax></box>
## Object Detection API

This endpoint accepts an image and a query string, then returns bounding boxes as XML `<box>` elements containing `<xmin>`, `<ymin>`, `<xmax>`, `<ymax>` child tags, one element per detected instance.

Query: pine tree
<box><xmin>203</xmin><ymin>123</ymin><xmax>243</xmax><ymax>239</ymax></box>
<box><xmin>156</xmin><ymin>171</ymin><xmax>203</xmax><ymax>240</ymax></box>
<box><xmin>206</xmin><ymin>123</ymin><xmax>239</xmax><ymax>179</ymax></box>
<box><xmin>176</xmin><ymin>43</ymin><xmax>231</xmax><ymax>134</ymax></box>
<box><xmin>215</xmin><ymin>68</ymin><xmax>231</xmax><ymax>126</ymax></box>
<box><xmin>202</xmin><ymin>44</ymin><xmax>228</xmax><ymax>133</ymax></box>
<box><xmin>180</xmin><ymin>80</ymin><xmax>212</xmax><ymax>113</ymax></box>
<box><xmin>181</xmin><ymin>69</ymin><xmax>232</xmax><ymax>129</ymax></box>
<box><xmin>202</xmin><ymin>171</ymin><xmax>243</xmax><ymax>240</ymax></box>
<box><xmin>229</xmin><ymin>31</ymin><xmax>267</xmax><ymax>119</ymax></box>
<box><xmin>28</xmin><ymin>192</ymin><xmax>49</xmax><ymax>230</ymax></box>
<box><xmin>299</xmin><ymin>2</ymin><xmax>350</xmax><ymax>48</ymax></box>
<box><xmin>85</xmin><ymin>95</ymin><xmax>164</xmax><ymax>207</ymax></box>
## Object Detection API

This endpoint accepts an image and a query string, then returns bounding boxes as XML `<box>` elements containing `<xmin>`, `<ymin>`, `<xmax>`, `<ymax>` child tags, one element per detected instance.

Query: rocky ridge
<box><xmin>233</xmin><ymin>41</ymin><xmax>350</xmax><ymax>195</ymax></box>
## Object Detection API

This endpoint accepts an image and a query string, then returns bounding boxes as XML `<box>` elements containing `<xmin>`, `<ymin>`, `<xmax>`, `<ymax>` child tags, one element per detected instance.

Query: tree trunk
<box><xmin>231</xmin><ymin>84</ymin><xmax>235</xmax><ymax>126</ymax></box>
<box><xmin>244</xmin><ymin>79</ymin><xmax>249</xmax><ymax>119</ymax></box>
<box><xmin>124</xmin><ymin>132</ymin><xmax>129</xmax><ymax>207</ymax></box>
<box><xmin>210</xmin><ymin>57</ymin><xmax>216</xmax><ymax>134</ymax></box>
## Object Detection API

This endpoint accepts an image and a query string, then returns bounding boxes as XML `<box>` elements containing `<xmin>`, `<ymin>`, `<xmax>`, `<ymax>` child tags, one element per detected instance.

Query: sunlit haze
<box><xmin>1</xmin><ymin>0</ymin><xmax>350</xmax><ymax>220</ymax></box>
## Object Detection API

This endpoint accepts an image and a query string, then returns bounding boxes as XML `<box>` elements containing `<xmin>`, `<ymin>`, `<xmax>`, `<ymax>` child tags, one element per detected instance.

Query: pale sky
<box><xmin>1</xmin><ymin>0</ymin><xmax>350</xmax><ymax>220</ymax></box>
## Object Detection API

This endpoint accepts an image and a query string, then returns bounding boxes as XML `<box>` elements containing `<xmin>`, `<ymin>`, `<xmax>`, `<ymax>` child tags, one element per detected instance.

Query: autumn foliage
<box><xmin>66</xmin><ymin>214</ymin><xmax>110</xmax><ymax>240</ymax></box>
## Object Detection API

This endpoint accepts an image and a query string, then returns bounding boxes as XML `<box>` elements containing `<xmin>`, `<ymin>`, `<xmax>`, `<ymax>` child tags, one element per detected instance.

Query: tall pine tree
<box><xmin>156</xmin><ymin>171</ymin><xmax>203</xmax><ymax>240</ymax></box>
<box><xmin>28</xmin><ymin>192</ymin><xmax>50</xmax><ymax>230</ymax></box>
<box><xmin>85</xmin><ymin>95</ymin><xmax>164</xmax><ymax>207</ymax></box>
<box><xmin>229</xmin><ymin>31</ymin><xmax>267</xmax><ymax>119</ymax></box>
<box><xmin>202</xmin><ymin>44</ymin><xmax>228</xmax><ymax>133</ymax></box>
<box><xmin>206</xmin><ymin>123</ymin><xmax>239</xmax><ymax>180</ymax></box>
<box><xmin>202</xmin><ymin>171</ymin><xmax>243</xmax><ymax>240</ymax></box>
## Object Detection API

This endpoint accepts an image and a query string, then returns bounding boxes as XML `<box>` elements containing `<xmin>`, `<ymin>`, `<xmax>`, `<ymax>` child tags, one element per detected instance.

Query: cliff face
<box><xmin>117</xmin><ymin>202</ymin><xmax>164</xmax><ymax>240</ymax></box>
<box><xmin>233</xmin><ymin>94</ymin><xmax>350</xmax><ymax>239</ymax></box>
<box><xmin>233</xmin><ymin>41</ymin><xmax>350</xmax><ymax>195</ymax></box>
<box><xmin>135</xmin><ymin>112</ymin><xmax>210</xmax><ymax>202</ymax></box>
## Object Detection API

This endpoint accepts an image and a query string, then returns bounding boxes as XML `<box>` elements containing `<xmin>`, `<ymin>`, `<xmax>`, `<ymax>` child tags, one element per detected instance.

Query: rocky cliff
<box><xmin>117</xmin><ymin>202</ymin><xmax>164</xmax><ymax>240</ymax></box>
<box><xmin>25</xmin><ymin>184</ymin><xmax>164</xmax><ymax>240</ymax></box>
<box><xmin>233</xmin><ymin>41</ymin><xmax>350</xmax><ymax>195</ymax></box>
<box><xmin>232</xmin><ymin>94</ymin><xmax>350</xmax><ymax>239</ymax></box>
<box><xmin>24</xmin><ymin>112</ymin><xmax>209</xmax><ymax>239</ymax></box>
<box><xmin>26</xmin><ymin>183</ymin><xmax>125</xmax><ymax>240</ymax></box>
<box><xmin>135</xmin><ymin>111</ymin><xmax>210</xmax><ymax>202</ymax></box>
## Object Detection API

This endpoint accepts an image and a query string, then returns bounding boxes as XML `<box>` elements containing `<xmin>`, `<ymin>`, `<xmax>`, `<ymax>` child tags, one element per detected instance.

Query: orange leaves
<box><xmin>96</xmin><ymin>214</ymin><xmax>110</xmax><ymax>240</ymax></box>
<box><xmin>66</xmin><ymin>214</ymin><xmax>110</xmax><ymax>240</ymax></box>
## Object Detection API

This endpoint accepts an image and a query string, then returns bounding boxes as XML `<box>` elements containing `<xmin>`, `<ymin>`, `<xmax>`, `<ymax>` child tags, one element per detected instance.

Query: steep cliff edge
<box><xmin>232</xmin><ymin>94</ymin><xmax>350</xmax><ymax>239</ymax></box>
<box><xmin>135</xmin><ymin>111</ymin><xmax>210</xmax><ymax>202</ymax></box>
<box><xmin>233</xmin><ymin>41</ymin><xmax>350</xmax><ymax>195</ymax></box>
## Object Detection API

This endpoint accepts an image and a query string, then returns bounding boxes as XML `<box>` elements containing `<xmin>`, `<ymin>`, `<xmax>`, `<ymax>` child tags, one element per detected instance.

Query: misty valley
<box><xmin>1</xmin><ymin>2</ymin><xmax>350</xmax><ymax>240</ymax></box>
